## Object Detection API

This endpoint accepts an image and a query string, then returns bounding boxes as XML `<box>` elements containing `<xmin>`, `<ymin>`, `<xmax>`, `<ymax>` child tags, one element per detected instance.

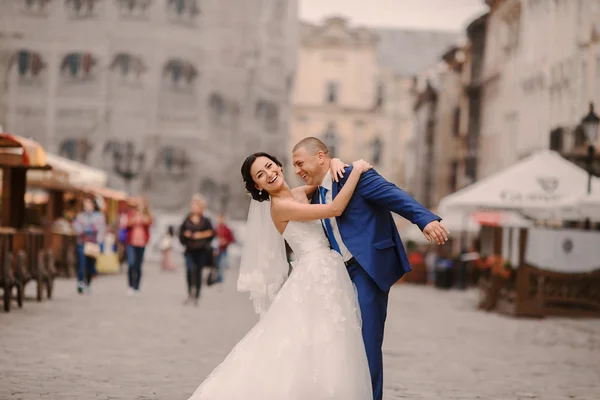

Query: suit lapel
<box><xmin>311</xmin><ymin>189</ymin><xmax>320</xmax><ymax>205</ymax></box>
<box><xmin>332</xmin><ymin>180</ymin><xmax>339</xmax><ymax>199</ymax></box>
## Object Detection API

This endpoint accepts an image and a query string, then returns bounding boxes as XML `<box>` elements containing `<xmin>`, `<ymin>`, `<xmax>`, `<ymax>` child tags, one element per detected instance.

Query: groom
<box><xmin>292</xmin><ymin>137</ymin><xmax>448</xmax><ymax>400</ymax></box>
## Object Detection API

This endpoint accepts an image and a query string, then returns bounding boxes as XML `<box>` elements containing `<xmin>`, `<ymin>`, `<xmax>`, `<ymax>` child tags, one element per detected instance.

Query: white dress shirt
<box><xmin>321</xmin><ymin>171</ymin><xmax>353</xmax><ymax>262</ymax></box>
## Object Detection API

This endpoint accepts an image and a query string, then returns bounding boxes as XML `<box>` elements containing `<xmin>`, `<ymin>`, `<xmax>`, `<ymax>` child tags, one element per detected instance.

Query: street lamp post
<box><xmin>112</xmin><ymin>141</ymin><xmax>145</xmax><ymax>195</ymax></box>
<box><xmin>580</xmin><ymin>102</ymin><xmax>599</xmax><ymax>229</ymax></box>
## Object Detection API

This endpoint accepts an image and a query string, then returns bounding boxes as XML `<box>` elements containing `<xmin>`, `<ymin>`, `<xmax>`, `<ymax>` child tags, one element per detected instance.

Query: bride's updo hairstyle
<box><xmin>241</xmin><ymin>152</ymin><xmax>283</xmax><ymax>202</ymax></box>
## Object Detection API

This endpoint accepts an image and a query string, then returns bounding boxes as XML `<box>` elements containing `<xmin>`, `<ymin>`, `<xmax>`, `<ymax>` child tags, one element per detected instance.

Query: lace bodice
<box><xmin>282</xmin><ymin>220</ymin><xmax>331</xmax><ymax>257</ymax></box>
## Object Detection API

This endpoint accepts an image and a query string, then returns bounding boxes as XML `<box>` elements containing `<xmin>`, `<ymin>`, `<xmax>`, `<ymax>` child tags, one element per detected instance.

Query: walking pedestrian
<box><xmin>214</xmin><ymin>213</ymin><xmax>234</xmax><ymax>283</ymax></box>
<box><xmin>125</xmin><ymin>197</ymin><xmax>153</xmax><ymax>296</ymax></box>
<box><xmin>160</xmin><ymin>226</ymin><xmax>177</xmax><ymax>272</ymax></box>
<box><xmin>72</xmin><ymin>196</ymin><xmax>105</xmax><ymax>294</ymax></box>
<box><xmin>179</xmin><ymin>194</ymin><xmax>214</xmax><ymax>306</ymax></box>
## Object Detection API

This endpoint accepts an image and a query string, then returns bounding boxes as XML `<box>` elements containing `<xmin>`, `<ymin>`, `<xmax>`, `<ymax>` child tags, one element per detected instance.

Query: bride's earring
<box><xmin>259</xmin><ymin>190</ymin><xmax>263</xmax><ymax>196</ymax></box>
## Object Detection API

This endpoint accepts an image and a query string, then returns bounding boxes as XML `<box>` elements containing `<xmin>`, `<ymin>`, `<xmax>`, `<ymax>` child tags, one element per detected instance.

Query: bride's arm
<box><xmin>291</xmin><ymin>185</ymin><xmax>318</xmax><ymax>200</ymax></box>
<box><xmin>273</xmin><ymin>160</ymin><xmax>372</xmax><ymax>222</ymax></box>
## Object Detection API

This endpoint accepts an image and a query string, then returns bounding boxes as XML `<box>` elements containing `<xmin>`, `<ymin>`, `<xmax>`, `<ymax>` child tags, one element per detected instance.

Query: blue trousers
<box><xmin>127</xmin><ymin>246</ymin><xmax>146</xmax><ymax>290</ymax></box>
<box><xmin>216</xmin><ymin>249</ymin><xmax>228</xmax><ymax>282</ymax></box>
<box><xmin>347</xmin><ymin>261</ymin><xmax>389</xmax><ymax>400</ymax></box>
<box><xmin>185</xmin><ymin>250</ymin><xmax>207</xmax><ymax>298</ymax></box>
<box><xmin>76</xmin><ymin>243</ymin><xmax>97</xmax><ymax>286</ymax></box>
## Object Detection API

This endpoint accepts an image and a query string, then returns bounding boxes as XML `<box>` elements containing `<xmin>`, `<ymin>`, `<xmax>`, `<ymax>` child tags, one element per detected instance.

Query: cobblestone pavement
<box><xmin>1</xmin><ymin>264</ymin><xmax>599</xmax><ymax>400</ymax></box>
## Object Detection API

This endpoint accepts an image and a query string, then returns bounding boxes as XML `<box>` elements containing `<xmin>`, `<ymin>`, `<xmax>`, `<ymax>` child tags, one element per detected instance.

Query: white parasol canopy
<box><xmin>566</xmin><ymin>192</ymin><xmax>600</xmax><ymax>222</ymax></box>
<box><xmin>438</xmin><ymin>149</ymin><xmax>600</xmax><ymax>219</ymax></box>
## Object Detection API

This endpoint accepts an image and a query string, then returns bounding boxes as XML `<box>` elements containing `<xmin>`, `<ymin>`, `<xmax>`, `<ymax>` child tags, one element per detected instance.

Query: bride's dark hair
<box><xmin>241</xmin><ymin>152</ymin><xmax>283</xmax><ymax>202</ymax></box>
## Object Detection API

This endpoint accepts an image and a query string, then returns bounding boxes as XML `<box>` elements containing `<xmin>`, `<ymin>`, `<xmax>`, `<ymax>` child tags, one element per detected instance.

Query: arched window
<box><xmin>115</xmin><ymin>0</ymin><xmax>152</xmax><ymax>18</ymax></box>
<box><xmin>162</xmin><ymin>58</ymin><xmax>198</xmax><ymax>91</ymax></box>
<box><xmin>109</xmin><ymin>53</ymin><xmax>147</xmax><ymax>81</ymax></box>
<box><xmin>166</xmin><ymin>0</ymin><xmax>199</xmax><ymax>22</ymax></box>
<box><xmin>11</xmin><ymin>50</ymin><xmax>46</xmax><ymax>83</ymax></box>
<box><xmin>64</xmin><ymin>0</ymin><xmax>102</xmax><ymax>19</ymax></box>
<box><xmin>20</xmin><ymin>0</ymin><xmax>52</xmax><ymax>16</ymax></box>
<box><xmin>549</xmin><ymin>127</ymin><xmax>564</xmax><ymax>151</ymax></box>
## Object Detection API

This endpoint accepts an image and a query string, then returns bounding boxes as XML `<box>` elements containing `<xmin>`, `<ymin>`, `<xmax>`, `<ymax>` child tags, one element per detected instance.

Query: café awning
<box><xmin>0</xmin><ymin>133</ymin><xmax>48</xmax><ymax>168</ymax></box>
<box><xmin>83</xmin><ymin>185</ymin><xmax>128</xmax><ymax>201</ymax></box>
<box><xmin>45</xmin><ymin>153</ymin><xmax>107</xmax><ymax>187</ymax></box>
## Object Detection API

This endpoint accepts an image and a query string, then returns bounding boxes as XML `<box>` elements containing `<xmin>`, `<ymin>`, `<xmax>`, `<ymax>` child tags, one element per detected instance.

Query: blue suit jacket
<box><xmin>312</xmin><ymin>167</ymin><xmax>440</xmax><ymax>292</ymax></box>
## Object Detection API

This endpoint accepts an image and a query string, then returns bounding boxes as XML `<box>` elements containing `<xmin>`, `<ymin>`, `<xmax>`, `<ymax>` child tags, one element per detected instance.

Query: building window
<box><xmin>208</xmin><ymin>92</ymin><xmax>226</xmax><ymax>126</ymax></box>
<box><xmin>166</xmin><ymin>0</ymin><xmax>200</xmax><ymax>23</ymax></box>
<box><xmin>12</xmin><ymin>50</ymin><xmax>46</xmax><ymax>83</ymax></box>
<box><xmin>162</xmin><ymin>58</ymin><xmax>198</xmax><ymax>91</ymax></box>
<box><xmin>574</xmin><ymin>125</ymin><xmax>587</xmax><ymax>148</ymax></box>
<box><xmin>449</xmin><ymin>160</ymin><xmax>459</xmax><ymax>192</ymax></box>
<box><xmin>109</xmin><ymin>53</ymin><xmax>147</xmax><ymax>83</ymax></box>
<box><xmin>115</xmin><ymin>0</ymin><xmax>153</xmax><ymax>18</ymax></box>
<box><xmin>452</xmin><ymin>106</ymin><xmax>461</xmax><ymax>137</ymax></box>
<box><xmin>64</xmin><ymin>0</ymin><xmax>102</xmax><ymax>19</ymax></box>
<box><xmin>322</xmin><ymin>122</ymin><xmax>338</xmax><ymax>157</ymax></box>
<box><xmin>59</xmin><ymin>52</ymin><xmax>98</xmax><ymax>80</ymax></box>
<box><xmin>549</xmin><ymin>128</ymin><xmax>564</xmax><ymax>151</ymax></box>
<box><xmin>325</xmin><ymin>81</ymin><xmax>338</xmax><ymax>104</ymax></box>
<box><xmin>255</xmin><ymin>99</ymin><xmax>279</xmax><ymax>134</ymax></box>
<box><xmin>375</xmin><ymin>83</ymin><xmax>384</xmax><ymax>109</ymax></box>
<box><xmin>370</xmin><ymin>136</ymin><xmax>383</xmax><ymax>166</ymax></box>
<box><xmin>465</xmin><ymin>156</ymin><xmax>477</xmax><ymax>181</ymax></box>
<box><xmin>19</xmin><ymin>0</ymin><xmax>52</xmax><ymax>16</ymax></box>
<box><xmin>59</xmin><ymin>138</ymin><xmax>93</xmax><ymax>163</ymax></box>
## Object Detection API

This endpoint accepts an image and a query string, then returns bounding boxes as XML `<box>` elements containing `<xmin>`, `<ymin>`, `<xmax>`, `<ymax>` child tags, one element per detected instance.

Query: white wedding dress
<box><xmin>188</xmin><ymin>219</ymin><xmax>372</xmax><ymax>400</ymax></box>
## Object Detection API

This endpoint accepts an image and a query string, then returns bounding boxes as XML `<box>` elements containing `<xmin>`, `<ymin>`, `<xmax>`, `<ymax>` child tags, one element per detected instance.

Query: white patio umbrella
<box><xmin>572</xmin><ymin>192</ymin><xmax>600</xmax><ymax>222</ymax></box>
<box><xmin>438</xmin><ymin>149</ymin><xmax>600</xmax><ymax>219</ymax></box>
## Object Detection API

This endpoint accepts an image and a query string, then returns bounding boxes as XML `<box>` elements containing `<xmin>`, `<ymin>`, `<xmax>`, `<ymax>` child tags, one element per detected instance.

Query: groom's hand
<box><xmin>423</xmin><ymin>221</ymin><xmax>449</xmax><ymax>245</ymax></box>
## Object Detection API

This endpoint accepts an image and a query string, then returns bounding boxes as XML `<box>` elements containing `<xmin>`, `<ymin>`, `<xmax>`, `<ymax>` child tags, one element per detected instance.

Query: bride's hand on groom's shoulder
<box><xmin>352</xmin><ymin>159</ymin><xmax>373</xmax><ymax>174</ymax></box>
<box><xmin>330</xmin><ymin>158</ymin><xmax>349</xmax><ymax>182</ymax></box>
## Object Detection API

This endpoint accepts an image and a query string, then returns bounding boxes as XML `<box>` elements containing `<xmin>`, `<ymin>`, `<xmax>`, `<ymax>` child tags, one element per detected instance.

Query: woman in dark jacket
<box><xmin>179</xmin><ymin>194</ymin><xmax>214</xmax><ymax>305</ymax></box>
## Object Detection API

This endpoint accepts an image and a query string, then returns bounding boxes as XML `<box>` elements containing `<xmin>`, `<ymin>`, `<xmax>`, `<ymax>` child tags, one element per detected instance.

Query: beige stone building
<box><xmin>407</xmin><ymin>0</ymin><xmax>600</xmax><ymax>211</ymax></box>
<box><xmin>0</xmin><ymin>0</ymin><xmax>298</xmax><ymax>219</ymax></box>
<box><xmin>290</xmin><ymin>16</ymin><xmax>459</xmax><ymax>188</ymax></box>
<box><xmin>478</xmin><ymin>0</ymin><xmax>600</xmax><ymax>180</ymax></box>
<box><xmin>406</xmin><ymin>47</ymin><xmax>465</xmax><ymax>209</ymax></box>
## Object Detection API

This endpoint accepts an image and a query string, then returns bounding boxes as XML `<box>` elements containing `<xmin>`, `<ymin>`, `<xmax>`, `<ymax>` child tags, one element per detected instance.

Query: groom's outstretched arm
<box><xmin>353</xmin><ymin>169</ymin><xmax>440</xmax><ymax>231</ymax></box>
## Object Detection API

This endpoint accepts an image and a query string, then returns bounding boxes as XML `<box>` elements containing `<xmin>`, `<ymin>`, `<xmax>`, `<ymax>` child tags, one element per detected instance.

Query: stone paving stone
<box><xmin>1</xmin><ymin>265</ymin><xmax>599</xmax><ymax>399</ymax></box>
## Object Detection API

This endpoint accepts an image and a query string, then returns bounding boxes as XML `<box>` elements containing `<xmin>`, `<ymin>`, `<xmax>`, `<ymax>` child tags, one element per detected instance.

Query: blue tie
<box><xmin>319</xmin><ymin>186</ymin><xmax>341</xmax><ymax>254</ymax></box>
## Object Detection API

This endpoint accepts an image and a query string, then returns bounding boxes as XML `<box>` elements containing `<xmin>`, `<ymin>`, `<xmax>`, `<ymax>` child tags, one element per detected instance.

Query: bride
<box><xmin>187</xmin><ymin>152</ymin><xmax>374</xmax><ymax>400</ymax></box>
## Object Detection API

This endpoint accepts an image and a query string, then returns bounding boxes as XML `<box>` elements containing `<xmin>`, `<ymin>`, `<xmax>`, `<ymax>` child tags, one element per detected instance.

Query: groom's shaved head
<box><xmin>292</xmin><ymin>137</ymin><xmax>331</xmax><ymax>186</ymax></box>
<box><xmin>293</xmin><ymin>137</ymin><xmax>330</xmax><ymax>157</ymax></box>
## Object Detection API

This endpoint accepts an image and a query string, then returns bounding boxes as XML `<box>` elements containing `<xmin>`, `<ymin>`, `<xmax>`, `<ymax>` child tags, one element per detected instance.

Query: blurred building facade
<box><xmin>0</xmin><ymin>0</ymin><xmax>298</xmax><ymax>219</ymax></box>
<box><xmin>479</xmin><ymin>0</ymin><xmax>600</xmax><ymax>179</ymax></box>
<box><xmin>408</xmin><ymin>48</ymin><xmax>465</xmax><ymax>209</ymax></box>
<box><xmin>289</xmin><ymin>16</ymin><xmax>459</xmax><ymax>188</ymax></box>
<box><xmin>406</xmin><ymin>0</ymin><xmax>600</xmax><ymax>210</ymax></box>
